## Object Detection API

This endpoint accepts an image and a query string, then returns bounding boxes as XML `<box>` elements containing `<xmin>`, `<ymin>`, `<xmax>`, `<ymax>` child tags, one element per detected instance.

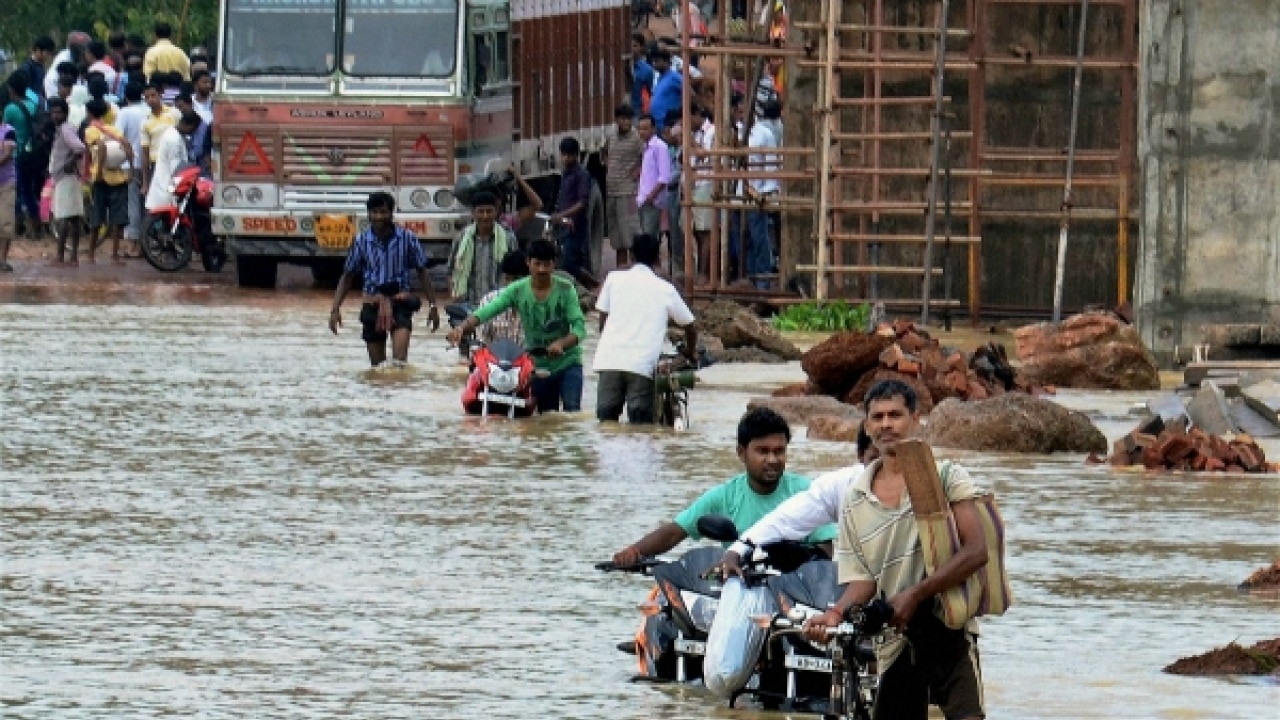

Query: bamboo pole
<box><xmin>918</xmin><ymin>0</ymin><xmax>953</xmax><ymax>326</ymax></box>
<box><xmin>680</xmin><ymin>0</ymin><xmax>694</xmax><ymax>295</ymax></box>
<box><xmin>813</xmin><ymin>0</ymin><xmax>839</xmax><ymax>300</ymax></box>
<box><xmin>1052</xmin><ymin>0</ymin><xmax>1090</xmax><ymax>324</ymax></box>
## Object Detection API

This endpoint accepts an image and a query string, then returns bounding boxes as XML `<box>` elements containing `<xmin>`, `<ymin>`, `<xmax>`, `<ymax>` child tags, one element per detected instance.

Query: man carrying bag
<box><xmin>802</xmin><ymin>379</ymin><xmax>1008</xmax><ymax>720</ymax></box>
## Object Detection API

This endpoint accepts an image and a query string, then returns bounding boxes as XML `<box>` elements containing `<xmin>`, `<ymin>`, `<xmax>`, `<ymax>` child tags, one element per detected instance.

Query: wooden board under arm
<box><xmin>893</xmin><ymin>439</ymin><xmax>949</xmax><ymax>515</ymax></box>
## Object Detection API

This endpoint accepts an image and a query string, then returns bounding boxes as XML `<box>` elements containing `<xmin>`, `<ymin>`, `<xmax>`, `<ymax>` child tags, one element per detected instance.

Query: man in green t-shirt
<box><xmin>447</xmin><ymin>238</ymin><xmax>588</xmax><ymax>412</ymax></box>
<box><xmin>612</xmin><ymin>407</ymin><xmax>838</xmax><ymax>567</ymax></box>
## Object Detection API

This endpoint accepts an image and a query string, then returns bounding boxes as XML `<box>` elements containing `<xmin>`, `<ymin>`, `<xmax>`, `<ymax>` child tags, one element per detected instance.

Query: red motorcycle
<box><xmin>461</xmin><ymin>339</ymin><xmax>538</xmax><ymax>418</ymax></box>
<box><xmin>142</xmin><ymin>165</ymin><xmax>226</xmax><ymax>272</ymax></box>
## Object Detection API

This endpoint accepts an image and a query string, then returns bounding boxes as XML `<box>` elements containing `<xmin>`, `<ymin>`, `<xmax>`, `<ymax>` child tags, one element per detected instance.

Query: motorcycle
<box><xmin>655</xmin><ymin>341</ymin><xmax>709</xmax><ymax>431</ymax></box>
<box><xmin>753</xmin><ymin>598</ymin><xmax>892</xmax><ymax>720</ymax></box>
<box><xmin>460</xmin><ymin>338</ymin><xmax>538</xmax><ymax>418</ymax></box>
<box><xmin>597</xmin><ymin>514</ymin><xmax>825</xmax><ymax>693</ymax></box>
<box><xmin>141</xmin><ymin>164</ymin><xmax>225</xmax><ymax>272</ymax></box>
<box><xmin>598</xmin><ymin>545</ymin><xmax>722</xmax><ymax>683</ymax></box>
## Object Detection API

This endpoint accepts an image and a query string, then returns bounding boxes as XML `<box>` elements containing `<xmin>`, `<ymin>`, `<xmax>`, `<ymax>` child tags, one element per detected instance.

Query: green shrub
<box><xmin>772</xmin><ymin>301</ymin><xmax>871</xmax><ymax>332</ymax></box>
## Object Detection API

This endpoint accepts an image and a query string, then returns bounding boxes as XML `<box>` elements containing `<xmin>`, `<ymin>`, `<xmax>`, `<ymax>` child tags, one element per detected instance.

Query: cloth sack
<box><xmin>703</xmin><ymin>577</ymin><xmax>775</xmax><ymax>697</ymax></box>
<box><xmin>915</xmin><ymin>462</ymin><xmax>1013</xmax><ymax>629</ymax></box>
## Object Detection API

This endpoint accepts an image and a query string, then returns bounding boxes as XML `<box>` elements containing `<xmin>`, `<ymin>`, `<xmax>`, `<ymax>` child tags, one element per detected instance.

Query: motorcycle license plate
<box><xmin>785</xmin><ymin>654</ymin><xmax>833</xmax><ymax>673</ymax></box>
<box><xmin>478</xmin><ymin>392</ymin><xmax>526</xmax><ymax>408</ymax></box>
<box><xmin>674</xmin><ymin>639</ymin><xmax>705</xmax><ymax>656</ymax></box>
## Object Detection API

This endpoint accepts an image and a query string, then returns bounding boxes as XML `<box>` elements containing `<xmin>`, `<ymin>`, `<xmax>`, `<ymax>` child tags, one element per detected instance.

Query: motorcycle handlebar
<box><xmin>594</xmin><ymin>558</ymin><xmax>663</xmax><ymax>574</ymax></box>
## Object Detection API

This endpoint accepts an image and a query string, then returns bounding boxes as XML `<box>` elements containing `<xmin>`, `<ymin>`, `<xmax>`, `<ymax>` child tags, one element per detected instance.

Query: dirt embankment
<box><xmin>1239</xmin><ymin>559</ymin><xmax>1280</xmax><ymax>593</ymax></box>
<box><xmin>1164</xmin><ymin>638</ymin><xmax>1280</xmax><ymax>676</ymax></box>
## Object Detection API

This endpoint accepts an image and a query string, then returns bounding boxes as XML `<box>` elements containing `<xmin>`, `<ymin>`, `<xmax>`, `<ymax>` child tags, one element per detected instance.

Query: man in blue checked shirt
<box><xmin>329</xmin><ymin>192</ymin><xmax>440</xmax><ymax>366</ymax></box>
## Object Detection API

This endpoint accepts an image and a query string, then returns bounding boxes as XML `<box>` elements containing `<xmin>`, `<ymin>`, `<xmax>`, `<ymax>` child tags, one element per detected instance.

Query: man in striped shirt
<box><xmin>795</xmin><ymin>379</ymin><xmax>989</xmax><ymax>720</ymax></box>
<box><xmin>329</xmin><ymin>192</ymin><xmax>440</xmax><ymax>366</ymax></box>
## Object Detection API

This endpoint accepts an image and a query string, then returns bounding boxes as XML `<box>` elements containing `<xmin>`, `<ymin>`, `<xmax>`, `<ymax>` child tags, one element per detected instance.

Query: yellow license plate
<box><xmin>314</xmin><ymin>214</ymin><xmax>355</xmax><ymax>250</ymax></box>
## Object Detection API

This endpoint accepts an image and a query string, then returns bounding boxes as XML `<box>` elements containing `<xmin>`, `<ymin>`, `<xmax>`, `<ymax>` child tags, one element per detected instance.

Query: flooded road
<box><xmin>2</xmin><ymin>301</ymin><xmax>1277</xmax><ymax>719</ymax></box>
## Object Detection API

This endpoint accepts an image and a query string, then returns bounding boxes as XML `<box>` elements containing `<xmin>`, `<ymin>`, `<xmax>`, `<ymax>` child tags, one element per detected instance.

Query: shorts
<box><xmin>0</xmin><ymin>183</ymin><xmax>15</xmax><ymax>238</ymax></box>
<box><xmin>91</xmin><ymin>181</ymin><xmax>129</xmax><ymax>229</ymax></box>
<box><xmin>53</xmin><ymin>177</ymin><xmax>84</xmax><ymax>220</ymax></box>
<box><xmin>872</xmin><ymin>600</ymin><xmax>985</xmax><ymax>720</ymax></box>
<box><xmin>596</xmin><ymin>370</ymin><xmax>656</xmax><ymax>423</ymax></box>
<box><xmin>692</xmin><ymin>183</ymin><xmax>713</xmax><ymax>231</ymax></box>
<box><xmin>359</xmin><ymin>300</ymin><xmax>416</xmax><ymax>344</ymax></box>
<box><xmin>605</xmin><ymin>195</ymin><xmax>639</xmax><ymax>250</ymax></box>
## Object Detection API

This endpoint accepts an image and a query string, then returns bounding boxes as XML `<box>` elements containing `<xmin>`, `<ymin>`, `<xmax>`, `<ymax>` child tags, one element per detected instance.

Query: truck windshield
<box><xmin>342</xmin><ymin>0</ymin><xmax>459</xmax><ymax>77</ymax></box>
<box><xmin>223</xmin><ymin>0</ymin><xmax>338</xmax><ymax>76</ymax></box>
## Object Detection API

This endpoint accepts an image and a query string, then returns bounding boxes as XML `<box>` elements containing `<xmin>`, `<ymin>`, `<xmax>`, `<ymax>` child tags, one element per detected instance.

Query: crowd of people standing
<box><xmin>621</xmin><ymin>11</ymin><xmax>788</xmax><ymax>290</ymax></box>
<box><xmin>0</xmin><ymin>22</ymin><xmax>214</xmax><ymax>270</ymax></box>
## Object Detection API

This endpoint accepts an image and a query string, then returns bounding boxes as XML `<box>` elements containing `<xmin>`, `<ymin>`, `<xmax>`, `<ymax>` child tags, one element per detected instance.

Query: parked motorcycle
<box><xmin>460</xmin><ymin>338</ymin><xmax>538</xmax><ymax>418</ymax></box>
<box><xmin>141</xmin><ymin>165</ymin><xmax>225</xmax><ymax>272</ymax></box>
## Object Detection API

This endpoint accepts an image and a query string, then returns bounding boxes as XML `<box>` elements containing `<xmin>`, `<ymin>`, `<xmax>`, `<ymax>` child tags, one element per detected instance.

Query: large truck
<box><xmin>212</xmin><ymin>0</ymin><xmax>628</xmax><ymax>288</ymax></box>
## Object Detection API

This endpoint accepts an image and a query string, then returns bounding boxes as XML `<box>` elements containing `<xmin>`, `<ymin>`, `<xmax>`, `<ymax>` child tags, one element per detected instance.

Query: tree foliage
<box><xmin>0</xmin><ymin>0</ymin><xmax>219</xmax><ymax>56</ymax></box>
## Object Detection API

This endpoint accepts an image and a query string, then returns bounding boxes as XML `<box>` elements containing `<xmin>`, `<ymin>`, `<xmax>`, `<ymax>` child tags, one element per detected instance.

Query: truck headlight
<box><xmin>433</xmin><ymin>188</ymin><xmax>455</xmax><ymax>209</ymax></box>
<box><xmin>221</xmin><ymin>186</ymin><xmax>242</xmax><ymax>204</ymax></box>
<box><xmin>245</xmin><ymin>187</ymin><xmax>264</xmax><ymax>204</ymax></box>
<box><xmin>410</xmin><ymin>189</ymin><xmax>430</xmax><ymax>209</ymax></box>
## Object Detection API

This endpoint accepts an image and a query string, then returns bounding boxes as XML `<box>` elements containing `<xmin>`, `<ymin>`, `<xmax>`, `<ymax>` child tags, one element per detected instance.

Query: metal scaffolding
<box><xmin>676</xmin><ymin>0</ymin><xmax>1138</xmax><ymax>322</ymax></box>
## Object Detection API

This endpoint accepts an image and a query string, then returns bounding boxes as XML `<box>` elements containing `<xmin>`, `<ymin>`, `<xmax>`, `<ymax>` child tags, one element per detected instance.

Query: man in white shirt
<box><xmin>145</xmin><ymin>111</ymin><xmax>200</xmax><ymax>213</ymax></box>
<box><xmin>729</xmin><ymin>94</ymin><xmax>780</xmax><ymax>288</ymax></box>
<box><xmin>593</xmin><ymin>233</ymin><xmax>698</xmax><ymax>423</ymax></box>
<box><xmin>721</xmin><ymin>421</ymin><xmax>873</xmax><ymax>574</ymax></box>
<box><xmin>44</xmin><ymin>32</ymin><xmax>91</xmax><ymax>99</ymax></box>
<box><xmin>688</xmin><ymin>107</ymin><xmax>716</xmax><ymax>284</ymax></box>
<box><xmin>114</xmin><ymin>82</ymin><xmax>150</xmax><ymax>247</ymax></box>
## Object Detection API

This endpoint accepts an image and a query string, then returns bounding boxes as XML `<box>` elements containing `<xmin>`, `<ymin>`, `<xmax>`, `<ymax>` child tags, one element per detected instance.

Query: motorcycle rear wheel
<box><xmin>141</xmin><ymin>216</ymin><xmax>193</xmax><ymax>272</ymax></box>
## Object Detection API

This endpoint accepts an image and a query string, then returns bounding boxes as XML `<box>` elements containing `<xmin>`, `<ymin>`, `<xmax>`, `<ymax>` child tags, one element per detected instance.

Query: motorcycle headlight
<box><xmin>488</xmin><ymin>365</ymin><xmax>519</xmax><ymax>394</ymax></box>
<box><xmin>680</xmin><ymin>591</ymin><xmax>719</xmax><ymax>633</ymax></box>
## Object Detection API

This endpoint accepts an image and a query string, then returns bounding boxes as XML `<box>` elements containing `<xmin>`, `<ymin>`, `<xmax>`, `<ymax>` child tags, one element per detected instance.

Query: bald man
<box><xmin>44</xmin><ymin>31</ymin><xmax>91</xmax><ymax>99</ymax></box>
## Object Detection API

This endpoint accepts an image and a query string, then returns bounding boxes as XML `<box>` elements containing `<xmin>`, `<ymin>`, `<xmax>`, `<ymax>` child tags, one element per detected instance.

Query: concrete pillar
<box><xmin>1136</xmin><ymin>0</ymin><xmax>1280</xmax><ymax>364</ymax></box>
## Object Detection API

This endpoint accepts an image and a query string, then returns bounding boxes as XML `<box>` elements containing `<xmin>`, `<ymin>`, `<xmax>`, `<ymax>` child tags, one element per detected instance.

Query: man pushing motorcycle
<box><xmin>723</xmin><ymin>379</ymin><xmax>989</xmax><ymax>720</ymax></box>
<box><xmin>447</xmin><ymin>238</ymin><xmax>588</xmax><ymax>413</ymax></box>
<box><xmin>611</xmin><ymin>407</ymin><xmax>837</xmax><ymax>565</ymax></box>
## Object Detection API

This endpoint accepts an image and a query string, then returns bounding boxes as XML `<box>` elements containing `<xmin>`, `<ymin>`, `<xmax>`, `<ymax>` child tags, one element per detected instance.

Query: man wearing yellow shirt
<box><xmin>142</xmin><ymin>22</ymin><xmax>191</xmax><ymax>82</ymax></box>
<box><xmin>85</xmin><ymin>100</ymin><xmax>135</xmax><ymax>263</ymax></box>
<box><xmin>140</xmin><ymin>84</ymin><xmax>181</xmax><ymax>197</ymax></box>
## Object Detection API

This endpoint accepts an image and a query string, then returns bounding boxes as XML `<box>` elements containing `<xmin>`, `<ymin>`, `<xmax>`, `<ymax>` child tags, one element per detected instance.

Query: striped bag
<box><xmin>901</xmin><ymin>443</ymin><xmax>1013</xmax><ymax>629</ymax></box>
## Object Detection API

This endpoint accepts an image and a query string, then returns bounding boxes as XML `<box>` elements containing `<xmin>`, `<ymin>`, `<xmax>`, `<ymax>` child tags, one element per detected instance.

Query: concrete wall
<box><xmin>1137</xmin><ymin>0</ymin><xmax>1280</xmax><ymax>363</ymax></box>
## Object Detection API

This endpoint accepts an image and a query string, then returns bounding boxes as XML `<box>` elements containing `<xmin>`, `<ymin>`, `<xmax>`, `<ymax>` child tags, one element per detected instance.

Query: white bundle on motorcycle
<box><xmin>703</xmin><ymin>577</ymin><xmax>775</xmax><ymax>697</ymax></box>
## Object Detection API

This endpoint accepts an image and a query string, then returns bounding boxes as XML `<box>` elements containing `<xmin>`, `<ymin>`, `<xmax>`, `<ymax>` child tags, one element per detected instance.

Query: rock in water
<box><xmin>800</xmin><ymin>332</ymin><xmax>893</xmax><ymax>397</ymax></box>
<box><xmin>747</xmin><ymin>395</ymin><xmax>865</xmax><ymax>428</ymax></box>
<box><xmin>1014</xmin><ymin>312</ymin><xmax>1160</xmax><ymax>390</ymax></box>
<box><xmin>845</xmin><ymin>369</ymin><xmax>935</xmax><ymax>414</ymax></box>
<box><xmin>807</xmin><ymin>415</ymin><xmax>864</xmax><ymax>443</ymax></box>
<box><xmin>921</xmin><ymin>394</ymin><xmax>1107</xmax><ymax>454</ymax></box>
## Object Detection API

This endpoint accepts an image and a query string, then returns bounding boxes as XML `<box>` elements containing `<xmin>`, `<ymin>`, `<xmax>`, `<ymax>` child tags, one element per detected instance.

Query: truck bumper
<box><xmin>214</xmin><ymin>208</ymin><xmax>466</xmax><ymax>258</ymax></box>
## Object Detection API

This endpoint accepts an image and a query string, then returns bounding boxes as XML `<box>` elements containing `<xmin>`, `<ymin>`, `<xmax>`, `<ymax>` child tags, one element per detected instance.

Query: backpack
<box><xmin>14</xmin><ymin>100</ymin><xmax>54</xmax><ymax>178</ymax></box>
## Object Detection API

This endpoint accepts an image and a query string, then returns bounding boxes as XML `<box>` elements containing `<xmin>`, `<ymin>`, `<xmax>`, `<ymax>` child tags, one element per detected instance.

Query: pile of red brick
<box><xmin>866</xmin><ymin>321</ymin><xmax>1050</xmax><ymax>404</ymax></box>
<box><xmin>1097</xmin><ymin>415</ymin><xmax>1273</xmax><ymax>472</ymax></box>
<box><xmin>784</xmin><ymin>320</ymin><xmax>1051</xmax><ymax>411</ymax></box>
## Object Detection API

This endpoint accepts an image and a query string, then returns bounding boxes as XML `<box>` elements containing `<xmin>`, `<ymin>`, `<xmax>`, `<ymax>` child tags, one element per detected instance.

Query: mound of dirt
<box><xmin>1164</xmin><ymin>638</ymin><xmax>1280</xmax><ymax>676</ymax></box>
<box><xmin>1239</xmin><ymin>559</ymin><xmax>1280</xmax><ymax>592</ymax></box>
<box><xmin>699</xmin><ymin>300</ymin><xmax>802</xmax><ymax>360</ymax></box>
<box><xmin>718</xmin><ymin>347</ymin><xmax>788</xmax><ymax>364</ymax></box>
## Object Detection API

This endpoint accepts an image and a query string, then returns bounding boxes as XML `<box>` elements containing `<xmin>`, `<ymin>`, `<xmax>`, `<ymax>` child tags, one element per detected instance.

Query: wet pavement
<box><xmin>1</xmin><ymin>290</ymin><xmax>1277</xmax><ymax>719</ymax></box>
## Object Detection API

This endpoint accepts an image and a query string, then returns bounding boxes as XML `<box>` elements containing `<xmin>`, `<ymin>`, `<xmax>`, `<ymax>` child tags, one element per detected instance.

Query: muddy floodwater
<box><xmin>2</xmin><ymin>299</ymin><xmax>1278</xmax><ymax>719</ymax></box>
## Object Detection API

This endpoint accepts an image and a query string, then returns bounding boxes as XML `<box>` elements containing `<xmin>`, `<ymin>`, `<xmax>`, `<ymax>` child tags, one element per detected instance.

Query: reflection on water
<box><xmin>1</xmin><ymin>304</ymin><xmax>1277</xmax><ymax>719</ymax></box>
